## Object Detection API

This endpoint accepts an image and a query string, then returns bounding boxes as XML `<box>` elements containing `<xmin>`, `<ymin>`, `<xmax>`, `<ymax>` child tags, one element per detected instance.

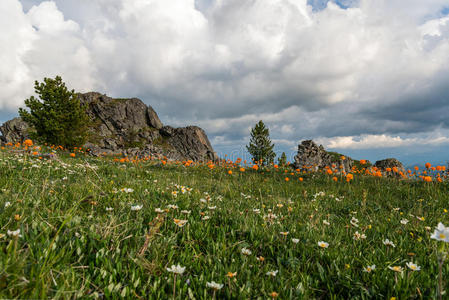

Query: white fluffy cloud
<box><xmin>317</xmin><ymin>133</ymin><xmax>449</xmax><ymax>149</ymax></box>
<box><xmin>2</xmin><ymin>0</ymin><xmax>449</xmax><ymax>159</ymax></box>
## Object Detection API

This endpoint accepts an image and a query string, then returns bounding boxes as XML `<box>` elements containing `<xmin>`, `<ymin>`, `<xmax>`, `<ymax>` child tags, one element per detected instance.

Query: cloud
<box><xmin>317</xmin><ymin>133</ymin><xmax>449</xmax><ymax>149</ymax></box>
<box><xmin>1</xmin><ymin>0</ymin><xmax>449</xmax><ymax>161</ymax></box>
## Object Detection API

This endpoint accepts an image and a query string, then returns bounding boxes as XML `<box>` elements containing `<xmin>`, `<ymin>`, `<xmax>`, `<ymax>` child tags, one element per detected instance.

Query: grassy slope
<box><xmin>0</xmin><ymin>150</ymin><xmax>448</xmax><ymax>299</ymax></box>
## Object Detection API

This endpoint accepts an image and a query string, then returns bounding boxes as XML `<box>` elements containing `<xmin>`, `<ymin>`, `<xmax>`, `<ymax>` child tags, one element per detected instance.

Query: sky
<box><xmin>1</xmin><ymin>0</ymin><xmax>449</xmax><ymax>166</ymax></box>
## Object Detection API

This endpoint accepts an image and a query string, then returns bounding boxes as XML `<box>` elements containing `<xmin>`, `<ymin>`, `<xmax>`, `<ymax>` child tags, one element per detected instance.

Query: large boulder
<box><xmin>78</xmin><ymin>92</ymin><xmax>163</xmax><ymax>142</ymax></box>
<box><xmin>293</xmin><ymin>140</ymin><xmax>353</xmax><ymax>173</ymax></box>
<box><xmin>0</xmin><ymin>117</ymin><xmax>30</xmax><ymax>143</ymax></box>
<box><xmin>1</xmin><ymin>92</ymin><xmax>217</xmax><ymax>162</ymax></box>
<box><xmin>161</xmin><ymin>126</ymin><xmax>218</xmax><ymax>162</ymax></box>
<box><xmin>374</xmin><ymin>158</ymin><xmax>405</xmax><ymax>176</ymax></box>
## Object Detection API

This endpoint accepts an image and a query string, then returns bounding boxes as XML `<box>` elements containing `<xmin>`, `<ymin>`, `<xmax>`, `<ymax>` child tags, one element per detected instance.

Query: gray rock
<box><xmin>293</xmin><ymin>140</ymin><xmax>353</xmax><ymax>173</ymax></box>
<box><xmin>166</xmin><ymin>126</ymin><xmax>218</xmax><ymax>162</ymax></box>
<box><xmin>147</xmin><ymin>106</ymin><xmax>163</xmax><ymax>129</ymax></box>
<box><xmin>374</xmin><ymin>158</ymin><xmax>405</xmax><ymax>176</ymax></box>
<box><xmin>1</xmin><ymin>92</ymin><xmax>216</xmax><ymax>162</ymax></box>
<box><xmin>0</xmin><ymin>117</ymin><xmax>30</xmax><ymax>143</ymax></box>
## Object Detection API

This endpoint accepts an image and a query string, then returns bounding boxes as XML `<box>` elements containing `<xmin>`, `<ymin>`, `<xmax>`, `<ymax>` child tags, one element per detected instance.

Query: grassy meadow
<box><xmin>1</xmin><ymin>144</ymin><xmax>449</xmax><ymax>299</ymax></box>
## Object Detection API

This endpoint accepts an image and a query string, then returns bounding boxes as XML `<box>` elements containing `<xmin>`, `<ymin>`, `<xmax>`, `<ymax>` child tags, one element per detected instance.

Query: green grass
<box><xmin>0</xmin><ymin>149</ymin><xmax>448</xmax><ymax>299</ymax></box>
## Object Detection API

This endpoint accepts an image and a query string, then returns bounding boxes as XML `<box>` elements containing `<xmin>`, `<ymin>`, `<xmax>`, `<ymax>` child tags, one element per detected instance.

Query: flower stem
<box><xmin>173</xmin><ymin>274</ymin><xmax>176</xmax><ymax>300</ymax></box>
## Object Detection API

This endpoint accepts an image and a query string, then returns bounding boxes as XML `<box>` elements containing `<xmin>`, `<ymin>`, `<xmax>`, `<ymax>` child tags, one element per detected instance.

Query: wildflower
<box><xmin>318</xmin><ymin>241</ymin><xmax>329</xmax><ymax>248</ymax></box>
<box><xmin>208</xmin><ymin>206</ymin><xmax>217</xmax><ymax>210</ymax></box>
<box><xmin>106</xmin><ymin>207</ymin><xmax>114</xmax><ymax>211</ymax></box>
<box><xmin>226</xmin><ymin>272</ymin><xmax>237</xmax><ymax>278</ymax></box>
<box><xmin>7</xmin><ymin>229</ymin><xmax>21</xmax><ymax>237</ymax></box>
<box><xmin>155</xmin><ymin>208</ymin><xmax>164</xmax><ymax>213</ymax></box>
<box><xmin>353</xmin><ymin>231</ymin><xmax>366</xmax><ymax>240</ymax></box>
<box><xmin>269</xmin><ymin>292</ymin><xmax>279</xmax><ymax>298</ymax></box>
<box><xmin>121</xmin><ymin>188</ymin><xmax>134</xmax><ymax>193</ymax></box>
<box><xmin>292</xmin><ymin>238</ymin><xmax>300</xmax><ymax>244</ymax></box>
<box><xmin>181</xmin><ymin>210</ymin><xmax>191</xmax><ymax>214</ymax></box>
<box><xmin>167</xmin><ymin>204</ymin><xmax>179</xmax><ymax>210</ymax></box>
<box><xmin>206</xmin><ymin>281</ymin><xmax>224</xmax><ymax>290</ymax></box>
<box><xmin>400</xmin><ymin>219</ymin><xmax>409</xmax><ymax>225</ymax></box>
<box><xmin>131</xmin><ymin>205</ymin><xmax>143</xmax><ymax>211</ymax></box>
<box><xmin>202</xmin><ymin>216</ymin><xmax>210</xmax><ymax>220</ymax></box>
<box><xmin>388</xmin><ymin>266</ymin><xmax>403</xmax><ymax>272</ymax></box>
<box><xmin>323</xmin><ymin>220</ymin><xmax>330</xmax><ymax>226</ymax></box>
<box><xmin>253</xmin><ymin>209</ymin><xmax>260</xmax><ymax>214</ymax></box>
<box><xmin>23</xmin><ymin>139</ymin><xmax>33</xmax><ymax>147</ymax></box>
<box><xmin>70</xmin><ymin>153</ymin><xmax>76</xmax><ymax>158</ymax></box>
<box><xmin>363</xmin><ymin>265</ymin><xmax>376</xmax><ymax>273</ymax></box>
<box><xmin>430</xmin><ymin>223</ymin><xmax>449</xmax><ymax>242</ymax></box>
<box><xmin>257</xmin><ymin>256</ymin><xmax>265</xmax><ymax>262</ymax></box>
<box><xmin>350</xmin><ymin>217</ymin><xmax>359</xmax><ymax>227</ymax></box>
<box><xmin>406</xmin><ymin>262</ymin><xmax>421</xmax><ymax>271</ymax></box>
<box><xmin>280</xmin><ymin>231</ymin><xmax>289</xmax><ymax>236</ymax></box>
<box><xmin>241</xmin><ymin>248</ymin><xmax>252</xmax><ymax>255</ymax></box>
<box><xmin>416</xmin><ymin>216</ymin><xmax>425</xmax><ymax>221</ymax></box>
<box><xmin>266</xmin><ymin>270</ymin><xmax>278</xmax><ymax>277</ymax></box>
<box><xmin>166</xmin><ymin>264</ymin><xmax>186</xmax><ymax>274</ymax></box>
<box><xmin>276</xmin><ymin>203</ymin><xmax>284</xmax><ymax>208</ymax></box>
<box><xmin>5</xmin><ymin>201</ymin><xmax>11</xmax><ymax>208</ymax></box>
<box><xmin>173</xmin><ymin>219</ymin><xmax>188</xmax><ymax>227</ymax></box>
<box><xmin>383</xmin><ymin>239</ymin><xmax>396</xmax><ymax>247</ymax></box>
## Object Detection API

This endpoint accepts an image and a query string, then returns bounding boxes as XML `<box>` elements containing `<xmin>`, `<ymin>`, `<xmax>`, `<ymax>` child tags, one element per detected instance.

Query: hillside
<box><xmin>0</xmin><ymin>144</ymin><xmax>448</xmax><ymax>298</ymax></box>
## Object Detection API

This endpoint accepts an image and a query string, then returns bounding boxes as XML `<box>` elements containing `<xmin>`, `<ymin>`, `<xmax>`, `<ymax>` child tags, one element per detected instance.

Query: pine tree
<box><xmin>278</xmin><ymin>152</ymin><xmax>287</xmax><ymax>167</ymax></box>
<box><xmin>246</xmin><ymin>120</ymin><xmax>275</xmax><ymax>166</ymax></box>
<box><xmin>19</xmin><ymin>76</ymin><xmax>90</xmax><ymax>148</ymax></box>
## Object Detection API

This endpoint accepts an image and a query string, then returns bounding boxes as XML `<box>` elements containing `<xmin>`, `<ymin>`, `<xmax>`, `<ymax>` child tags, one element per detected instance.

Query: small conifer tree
<box><xmin>19</xmin><ymin>76</ymin><xmax>90</xmax><ymax>148</ymax></box>
<box><xmin>246</xmin><ymin>120</ymin><xmax>275</xmax><ymax>166</ymax></box>
<box><xmin>278</xmin><ymin>152</ymin><xmax>287</xmax><ymax>167</ymax></box>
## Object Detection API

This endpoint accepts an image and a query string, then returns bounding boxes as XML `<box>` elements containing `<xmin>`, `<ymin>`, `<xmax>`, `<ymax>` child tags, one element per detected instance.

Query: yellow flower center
<box><xmin>440</xmin><ymin>233</ymin><xmax>446</xmax><ymax>239</ymax></box>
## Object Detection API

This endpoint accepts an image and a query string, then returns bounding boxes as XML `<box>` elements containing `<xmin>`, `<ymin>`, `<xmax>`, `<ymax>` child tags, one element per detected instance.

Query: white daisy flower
<box><xmin>406</xmin><ymin>262</ymin><xmax>421</xmax><ymax>271</ymax></box>
<box><xmin>318</xmin><ymin>241</ymin><xmax>329</xmax><ymax>248</ymax></box>
<box><xmin>383</xmin><ymin>239</ymin><xmax>396</xmax><ymax>248</ymax></box>
<box><xmin>241</xmin><ymin>248</ymin><xmax>252</xmax><ymax>255</ymax></box>
<box><xmin>363</xmin><ymin>265</ymin><xmax>376</xmax><ymax>273</ymax></box>
<box><xmin>266</xmin><ymin>270</ymin><xmax>278</xmax><ymax>277</ymax></box>
<box><xmin>206</xmin><ymin>281</ymin><xmax>224</xmax><ymax>290</ymax></box>
<box><xmin>166</xmin><ymin>264</ymin><xmax>185</xmax><ymax>274</ymax></box>
<box><xmin>430</xmin><ymin>223</ymin><xmax>449</xmax><ymax>242</ymax></box>
<box><xmin>131</xmin><ymin>205</ymin><xmax>143</xmax><ymax>211</ymax></box>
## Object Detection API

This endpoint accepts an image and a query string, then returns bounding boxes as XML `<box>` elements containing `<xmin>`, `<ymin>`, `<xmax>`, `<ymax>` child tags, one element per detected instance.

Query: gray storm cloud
<box><xmin>1</xmin><ymin>0</ymin><xmax>449</xmax><ymax>151</ymax></box>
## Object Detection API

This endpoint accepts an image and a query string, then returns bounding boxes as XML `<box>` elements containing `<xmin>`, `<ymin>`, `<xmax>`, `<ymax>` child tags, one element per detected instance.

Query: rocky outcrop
<box><xmin>292</xmin><ymin>140</ymin><xmax>353</xmax><ymax>173</ymax></box>
<box><xmin>160</xmin><ymin>126</ymin><xmax>217</xmax><ymax>162</ymax></box>
<box><xmin>0</xmin><ymin>117</ymin><xmax>30</xmax><ymax>143</ymax></box>
<box><xmin>374</xmin><ymin>158</ymin><xmax>405</xmax><ymax>175</ymax></box>
<box><xmin>0</xmin><ymin>92</ymin><xmax>217</xmax><ymax>162</ymax></box>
